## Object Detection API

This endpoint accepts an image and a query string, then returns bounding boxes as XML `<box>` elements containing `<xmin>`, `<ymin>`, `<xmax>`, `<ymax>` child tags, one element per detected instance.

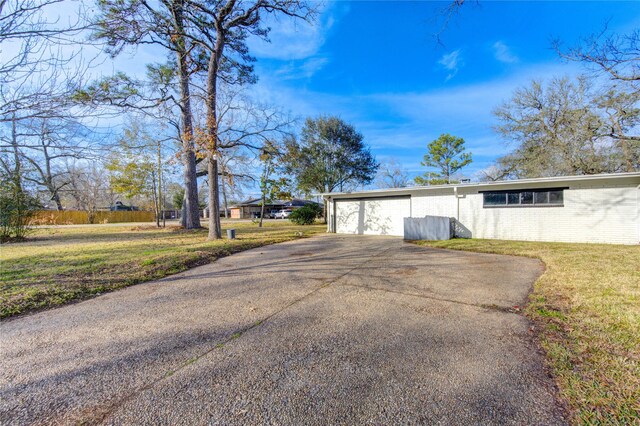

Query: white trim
<box><xmin>323</xmin><ymin>172</ymin><xmax>640</xmax><ymax>244</ymax></box>
<box><xmin>321</xmin><ymin>172</ymin><xmax>640</xmax><ymax>199</ymax></box>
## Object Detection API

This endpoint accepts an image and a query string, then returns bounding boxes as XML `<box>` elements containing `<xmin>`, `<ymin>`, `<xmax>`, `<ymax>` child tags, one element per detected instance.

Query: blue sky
<box><xmin>244</xmin><ymin>1</ymin><xmax>640</xmax><ymax>181</ymax></box>
<box><xmin>24</xmin><ymin>1</ymin><xmax>640</xmax><ymax>185</ymax></box>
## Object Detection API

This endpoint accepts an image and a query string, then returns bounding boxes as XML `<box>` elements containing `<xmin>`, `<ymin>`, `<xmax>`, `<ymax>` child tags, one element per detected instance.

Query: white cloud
<box><xmin>437</xmin><ymin>49</ymin><xmax>463</xmax><ymax>81</ymax></box>
<box><xmin>247</xmin><ymin>2</ymin><xmax>349</xmax><ymax>61</ymax></box>
<box><xmin>492</xmin><ymin>41</ymin><xmax>519</xmax><ymax>63</ymax></box>
<box><xmin>250</xmin><ymin>18</ymin><xmax>324</xmax><ymax>60</ymax></box>
<box><xmin>274</xmin><ymin>56</ymin><xmax>330</xmax><ymax>80</ymax></box>
<box><xmin>249</xmin><ymin>61</ymin><xmax>584</xmax><ymax>179</ymax></box>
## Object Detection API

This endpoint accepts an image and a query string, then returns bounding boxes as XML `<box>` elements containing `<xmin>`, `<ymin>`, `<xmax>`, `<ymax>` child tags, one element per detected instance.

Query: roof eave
<box><xmin>321</xmin><ymin>172</ymin><xmax>640</xmax><ymax>198</ymax></box>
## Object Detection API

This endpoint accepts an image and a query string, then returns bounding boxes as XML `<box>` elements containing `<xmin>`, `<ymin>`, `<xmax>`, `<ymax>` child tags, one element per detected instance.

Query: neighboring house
<box><xmin>323</xmin><ymin>172</ymin><xmax>640</xmax><ymax>245</ymax></box>
<box><xmin>230</xmin><ymin>198</ymin><xmax>319</xmax><ymax>219</ymax></box>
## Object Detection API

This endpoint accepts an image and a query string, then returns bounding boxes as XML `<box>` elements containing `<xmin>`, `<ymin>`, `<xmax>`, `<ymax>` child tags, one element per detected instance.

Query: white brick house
<box><xmin>323</xmin><ymin>172</ymin><xmax>640</xmax><ymax>245</ymax></box>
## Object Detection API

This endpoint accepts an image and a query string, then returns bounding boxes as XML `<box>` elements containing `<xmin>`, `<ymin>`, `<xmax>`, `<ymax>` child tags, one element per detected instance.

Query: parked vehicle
<box><xmin>110</xmin><ymin>201</ymin><xmax>138</xmax><ymax>211</ymax></box>
<box><xmin>274</xmin><ymin>210</ymin><xmax>291</xmax><ymax>219</ymax></box>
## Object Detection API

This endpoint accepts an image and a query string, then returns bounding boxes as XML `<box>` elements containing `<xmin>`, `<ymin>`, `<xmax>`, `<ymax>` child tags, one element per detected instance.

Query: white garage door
<box><xmin>335</xmin><ymin>197</ymin><xmax>411</xmax><ymax>236</ymax></box>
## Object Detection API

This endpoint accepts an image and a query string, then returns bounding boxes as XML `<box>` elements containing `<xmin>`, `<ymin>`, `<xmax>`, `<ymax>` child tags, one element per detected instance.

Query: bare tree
<box><xmin>218</xmin><ymin>146</ymin><xmax>254</xmax><ymax>218</ymax></box>
<box><xmin>93</xmin><ymin>0</ymin><xmax>204</xmax><ymax>229</ymax></box>
<box><xmin>18</xmin><ymin>117</ymin><xmax>94</xmax><ymax>209</ymax></box>
<box><xmin>0</xmin><ymin>0</ymin><xmax>87</xmax><ymax>84</ymax></box>
<box><xmin>257</xmin><ymin>140</ymin><xmax>289</xmax><ymax>228</ymax></box>
<box><xmin>493</xmin><ymin>76</ymin><xmax>636</xmax><ymax>177</ymax></box>
<box><xmin>555</xmin><ymin>28</ymin><xmax>640</xmax><ymax>87</ymax></box>
<box><xmin>190</xmin><ymin>83</ymin><xmax>296</xmax><ymax>223</ymax></box>
<box><xmin>554</xmin><ymin>28</ymin><xmax>640</xmax><ymax>171</ymax></box>
<box><xmin>475</xmin><ymin>165</ymin><xmax>511</xmax><ymax>182</ymax></box>
<box><xmin>375</xmin><ymin>159</ymin><xmax>410</xmax><ymax>188</ymax></box>
<box><xmin>1</xmin><ymin>0</ymin><xmax>92</xmax><ymax>122</ymax></box>
<box><xmin>593</xmin><ymin>88</ymin><xmax>640</xmax><ymax>171</ymax></box>
<box><xmin>64</xmin><ymin>161</ymin><xmax>114</xmax><ymax>223</ymax></box>
<box><xmin>0</xmin><ymin>80</ymin><xmax>100</xmax><ymax>211</ymax></box>
<box><xmin>0</xmin><ymin>0</ymin><xmax>106</xmax><ymax>216</ymax></box>
<box><xmin>0</xmin><ymin>112</ymin><xmax>24</xmax><ymax>192</ymax></box>
<box><xmin>105</xmin><ymin>117</ymin><xmax>171</xmax><ymax>226</ymax></box>
<box><xmin>184</xmin><ymin>0</ymin><xmax>315</xmax><ymax>239</ymax></box>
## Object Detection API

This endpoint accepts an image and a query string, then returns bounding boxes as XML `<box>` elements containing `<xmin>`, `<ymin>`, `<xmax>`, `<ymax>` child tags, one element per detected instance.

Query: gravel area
<box><xmin>0</xmin><ymin>234</ymin><xmax>566</xmax><ymax>425</ymax></box>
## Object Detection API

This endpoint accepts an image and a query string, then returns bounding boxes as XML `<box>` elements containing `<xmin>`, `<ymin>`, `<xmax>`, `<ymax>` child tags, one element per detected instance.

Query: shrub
<box><xmin>289</xmin><ymin>203</ymin><xmax>322</xmax><ymax>225</ymax></box>
<box><xmin>0</xmin><ymin>178</ymin><xmax>41</xmax><ymax>242</ymax></box>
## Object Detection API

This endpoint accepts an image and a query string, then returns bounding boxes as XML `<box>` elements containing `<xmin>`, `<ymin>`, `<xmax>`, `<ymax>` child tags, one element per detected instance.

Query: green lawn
<box><xmin>3</xmin><ymin>225</ymin><xmax>638</xmax><ymax>422</ymax></box>
<box><xmin>414</xmin><ymin>238</ymin><xmax>640</xmax><ymax>425</ymax></box>
<box><xmin>0</xmin><ymin>221</ymin><xmax>325</xmax><ymax>319</ymax></box>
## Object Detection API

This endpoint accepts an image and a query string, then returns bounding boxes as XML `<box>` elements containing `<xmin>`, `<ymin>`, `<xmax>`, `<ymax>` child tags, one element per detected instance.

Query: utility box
<box><xmin>227</xmin><ymin>229</ymin><xmax>236</xmax><ymax>239</ymax></box>
<box><xmin>403</xmin><ymin>216</ymin><xmax>451</xmax><ymax>241</ymax></box>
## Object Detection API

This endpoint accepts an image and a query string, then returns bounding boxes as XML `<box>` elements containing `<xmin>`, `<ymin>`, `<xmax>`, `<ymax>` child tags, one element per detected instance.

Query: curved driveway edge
<box><xmin>0</xmin><ymin>234</ymin><xmax>567</xmax><ymax>425</ymax></box>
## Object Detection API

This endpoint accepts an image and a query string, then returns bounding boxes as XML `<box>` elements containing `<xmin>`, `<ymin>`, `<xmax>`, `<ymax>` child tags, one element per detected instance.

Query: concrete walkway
<box><xmin>0</xmin><ymin>235</ymin><xmax>566</xmax><ymax>425</ymax></box>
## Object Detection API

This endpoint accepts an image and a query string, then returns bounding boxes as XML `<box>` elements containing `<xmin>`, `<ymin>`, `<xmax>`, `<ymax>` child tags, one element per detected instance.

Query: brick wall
<box><xmin>410</xmin><ymin>183</ymin><xmax>639</xmax><ymax>244</ymax></box>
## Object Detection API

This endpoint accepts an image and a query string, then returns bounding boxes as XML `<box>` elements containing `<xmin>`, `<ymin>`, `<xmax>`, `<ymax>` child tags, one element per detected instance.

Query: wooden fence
<box><xmin>32</xmin><ymin>210</ymin><xmax>156</xmax><ymax>225</ymax></box>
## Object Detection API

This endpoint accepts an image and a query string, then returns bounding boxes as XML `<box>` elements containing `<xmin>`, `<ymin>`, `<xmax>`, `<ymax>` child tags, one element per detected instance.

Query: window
<box><xmin>482</xmin><ymin>188</ymin><xmax>565</xmax><ymax>208</ymax></box>
<box><xmin>549</xmin><ymin>190</ymin><xmax>563</xmax><ymax>204</ymax></box>
<box><xmin>484</xmin><ymin>192</ymin><xmax>506</xmax><ymax>206</ymax></box>
<box><xmin>534</xmin><ymin>191</ymin><xmax>549</xmax><ymax>204</ymax></box>
<box><xmin>520</xmin><ymin>191</ymin><xmax>533</xmax><ymax>205</ymax></box>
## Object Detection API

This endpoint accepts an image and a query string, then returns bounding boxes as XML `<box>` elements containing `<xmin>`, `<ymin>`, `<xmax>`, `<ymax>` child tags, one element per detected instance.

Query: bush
<box><xmin>289</xmin><ymin>203</ymin><xmax>322</xmax><ymax>225</ymax></box>
<box><xmin>0</xmin><ymin>179</ymin><xmax>41</xmax><ymax>242</ymax></box>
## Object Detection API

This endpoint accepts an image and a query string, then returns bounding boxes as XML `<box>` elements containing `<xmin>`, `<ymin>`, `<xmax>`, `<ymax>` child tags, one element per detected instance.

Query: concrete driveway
<box><xmin>0</xmin><ymin>235</ymin><xmax>566</xmax><ymax>425</ymax></box>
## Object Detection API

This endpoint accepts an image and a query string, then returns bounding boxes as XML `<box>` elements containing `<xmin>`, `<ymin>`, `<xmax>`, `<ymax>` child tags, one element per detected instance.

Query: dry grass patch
<box><xmin>0</xmin><ymin>221</ymin><xmax>325</xmax><ymax>319</ymax></box>
<box><xmin>414</xmin><ymin>238</ymin><xmax>640</xmax><ymax>424</ymax></box>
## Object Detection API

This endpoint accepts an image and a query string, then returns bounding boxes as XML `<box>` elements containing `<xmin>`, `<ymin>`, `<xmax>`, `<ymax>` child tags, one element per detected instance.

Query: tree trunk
<box><xmin>207</xmin><ymin>156</ymin><xmax>221</xmax><ymax>239</ymax></box>
<box><xmin>157</xmin><ymin>140</ymin><xmax>163</xmax><ymax>227</ymax></box>
<box><xmin>151</xmin><ymin>170</ymin><xmax>160</xmax><ymax>227</ymax></box>
<box><xmin>259</xmin><ymin>194</ymin><xmax>266</xmax><ymax>228</ymax></box>
<box><xmin>171</xmin><ymin>0</ymin><xmax>200</xmax><ymax>229</ymax></box>
<box><xmin>221</xmin><ymin>174</ymin><xmax>229</xmax><ymax>219</ymax></box>
<box><xmin>11</xmin><ymin>113</ymin><xmax>22</xmax><ymax>191</ymax></box>
<box><xmin>614</xmin><ymin>121</ymin><xmax>635</xmax><ymax>172</ymax></box>
<box><xmin>205</xmin><ymin>28</ymin><xmax>225</xmax><ymax>240</ymax></box>
<box><xmin>41</xmin><ymin>131</ymin><xmax>63</xmax><ymax>210</ymax></box>
<box><xmin>181</xmin><ymin>192</ymin><xmax>187</xmax><ymax>227</ymax></box>
<box><xmin>51</xmin><ymin>192</ymin><xmax>63</xmax><ymax>210</ymax></box>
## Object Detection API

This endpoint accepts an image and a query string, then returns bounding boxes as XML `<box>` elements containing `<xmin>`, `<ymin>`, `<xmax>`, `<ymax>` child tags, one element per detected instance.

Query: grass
<box><xmin>414</xmin><ymin>238</ymin><xmax>640</xmax><ymax>425</ymax></box>
<box><xmin>3</xmin><ymin>224</ymin><xmax>637</xmax><ymax>422</ymax></box>
<box><xmin>0</xmin><ymin>221</ymin><xmax>325</xmax><ymax>319</ymax></box>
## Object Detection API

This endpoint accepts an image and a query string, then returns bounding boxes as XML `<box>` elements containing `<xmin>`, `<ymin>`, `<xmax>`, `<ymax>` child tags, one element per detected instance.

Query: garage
<box><xmin>334</xmin><ymin>196</ymin><xmax>411</xmax><ymax>236</ymax></box>
<box><xmin>325</xmin><ymin>173</ymin><xmax>640</xmax><ymax>244</ymax></box>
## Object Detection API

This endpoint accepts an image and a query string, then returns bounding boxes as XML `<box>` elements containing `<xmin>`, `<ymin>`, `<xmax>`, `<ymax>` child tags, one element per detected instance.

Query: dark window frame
<box><xmin>481</xmin><ymin>187</ymin><xmax>566</xmax><ymax>208</ymax></box>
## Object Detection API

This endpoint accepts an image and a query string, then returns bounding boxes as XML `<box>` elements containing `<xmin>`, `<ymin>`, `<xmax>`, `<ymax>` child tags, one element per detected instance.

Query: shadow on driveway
<box><xmin>0</xmin><ymin>235</ymin><xmax>566</xmax><ymax>425</ymax></box>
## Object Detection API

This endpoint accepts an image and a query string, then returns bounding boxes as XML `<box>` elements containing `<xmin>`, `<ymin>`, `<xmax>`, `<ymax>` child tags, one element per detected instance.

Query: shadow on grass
<box><xmin>1</xmin><ymin>226</ymin><xmax>325</xmax><ymax>319</ymax></box>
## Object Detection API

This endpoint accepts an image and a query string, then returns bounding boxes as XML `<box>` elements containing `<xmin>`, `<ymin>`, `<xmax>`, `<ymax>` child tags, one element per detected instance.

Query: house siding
<box><xmin>459</xmin><ymin>187</ymin><xmax>638</xmax><ymax>244</ymax></box>
<box><xmin>410</xmin><ymin>189</ymin><xmax>457</xmax><ymax>218</ymax></box>
<box><xmin>409</xmin><ymin>183</ymin><xmax>639</xmax><ymax>244</ymax></box>
<box><xmin>326</xmin><ymin>174</ymin><xmax>640</xmax><ymax>245</ymax></box>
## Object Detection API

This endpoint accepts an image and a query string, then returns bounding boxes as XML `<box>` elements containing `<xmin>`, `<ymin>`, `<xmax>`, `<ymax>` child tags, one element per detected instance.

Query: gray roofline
<box><xmin>231</xmin><ymin>198</ymin><xmax>321</xmax><ymax>207</ymax></box>
<box><xmin>321</xmin><ymin>172</ymin><xmax>640</xmax><ymax>198</ymax></box>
